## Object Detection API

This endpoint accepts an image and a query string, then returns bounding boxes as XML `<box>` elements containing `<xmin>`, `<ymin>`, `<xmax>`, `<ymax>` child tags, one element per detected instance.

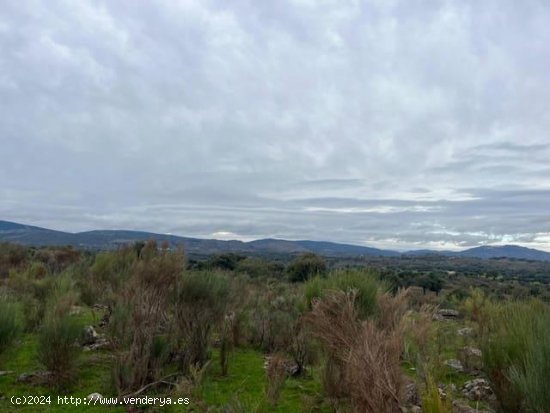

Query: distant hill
<box><xmin>407</xmin><ymin>245</ymin><xmax>550</xmax><ymax>261</ymax></box>
<box><xmin>1</xmin><ymin>220</ymin><xmax>550</xmax><ymax>261</ymax></box>
<box><xmin>0</xmin><ymin>220</ymin><xmax>396</xmax><ymax>257</ymax></box>
<box><xmin>455</xmin><ymin>245</ymin><xmax>550</xmax><ymax>261</ymax></box>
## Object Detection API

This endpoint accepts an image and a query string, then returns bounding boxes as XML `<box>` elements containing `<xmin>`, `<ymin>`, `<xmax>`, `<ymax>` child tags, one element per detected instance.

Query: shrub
<box><xmin>509</xmin><ymin>304</ymin><xmax>550</xmax><ymax>413</ymax></box>
<box><xmin>0</xmin><ymin>296</ymin><xmax>22</xmax><ymax>356</ymax></box>
<box><xmin>265</xmin><ymin>354</ymin><xmax>287</xmax><ymax>407</ymax></box>
<box><xmin>421</xmin><ymin>374</ymin><xmax>452</xmax><ymax>413</ymax></box>
<box><xmin>286</xmin><ymin>253</ymin><xmax>326</xmax><ymax>282</ymax></box>
<box><xmin>306</xmin><ymin>290</ymin><xmax>406</xmax><ymax>412</ymax></box>
<box><xmin>111</xmin><ymin>244</ymin><xmax>183</xmax><ymax>393</ymax></box>
<box><xmin>37</xmin><ymin>310</ymin><xmax>82</xmax><ymax>389</ymax></box>
<box><xmin>175</xmin><ymin>271</ymin><xmax>230</xmax><ymax>372</ymax></box>
<box><xmin>480</xmin><ymin>299</ymin><xmax>550</xmax><ymax>413</ymax></box>
<box><xmin>305</xmin><ymin>268</ymin><xmax>382</xmax><ymax>319</ymax></box>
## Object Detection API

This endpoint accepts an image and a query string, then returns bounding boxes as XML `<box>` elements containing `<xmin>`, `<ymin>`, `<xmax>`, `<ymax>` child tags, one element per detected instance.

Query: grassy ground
<box><xmin>0</xmin><ymin>307</ymin><xmax>328</xmax><ymax>412</ymax></box>
<box><xmin>0</xmin><ymin>307</ymin><xmax>492</xmax><ymax>412</ymax></box>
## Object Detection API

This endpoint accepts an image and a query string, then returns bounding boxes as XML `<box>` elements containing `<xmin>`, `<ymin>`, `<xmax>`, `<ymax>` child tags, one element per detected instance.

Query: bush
<box><xmin>481</xmin><ymin>299</ymin><xmax>550</xmax><ymax>413</ymax></box>
<box><xmin>175</xmin><ymin>271</ymin><xmax>230</xmax><ymax>372</ymax></box>
<box><xmin>306</xmin><ymin>290</ymin><xmax>405</xmax><ymax>412</ymax></box>
<box><xmin>111</xmin><ymin>245</ymin><xmax>182</xmax><ymax>393</ymax></box>
<box><xmin>0</xmin><ymin>296</ymin><xmax>22</xmax><ymax>356</ymax></box>
<box><xmin>305</xmin><ymin>268</ymin><xmax>382</xmax><ymax>319</ymax></box>
<box><xmin>37</xmin><ymin>310</ymin><xmax>82</xmax><ymax>389</ymax></box>
<box><xmin>286</xmin><ymin>253</ymin><xmax>326</xmax><ymax>282</ymax></box>
<box><xmin>265</xmin><ymin>354</ymin><xmax>287</xmax><ymax>407</ymax></box>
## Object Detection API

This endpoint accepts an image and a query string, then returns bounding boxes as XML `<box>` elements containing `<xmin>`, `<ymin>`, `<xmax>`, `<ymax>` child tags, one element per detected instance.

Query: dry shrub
<box><xmin>306</xmin><ymin>290</ymin><xmax>406</xmax><ymax>412</ymax></box>
<box><xmin>265</xmin><ymin>353</ymin><xmax>287</xmax><ymax>406</ymax></box>
<box><xmin>347</xmin><ymin>321</ymin><xmax>403</xmax><ymax>412</ymax></box>
<box><xmin>376</xmin><ymin>288</ymin><xmax>409</xmax><ymax>331</ymax></box>
<box><xmin>402</xmin><ymin>304</ymin><xmax>436</xmax><ymax>366</ymax></box>
<box><xmin>112</xmin><ymin>243</ymin><xmax>183</xmax><ymax>394</ymax></box>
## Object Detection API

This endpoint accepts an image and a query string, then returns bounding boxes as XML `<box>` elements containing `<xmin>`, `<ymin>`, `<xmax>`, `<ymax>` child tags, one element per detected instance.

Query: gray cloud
<box><xmin>1</xmin><ymin>0</ymin><xmax>550</xmax><ymax>251</ymax></box>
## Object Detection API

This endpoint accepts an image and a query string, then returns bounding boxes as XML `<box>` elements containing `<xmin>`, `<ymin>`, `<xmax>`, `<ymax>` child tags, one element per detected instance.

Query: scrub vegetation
<box><xmin>0</xmin><ymin>242</ymin><xmax>549</xmax><ymax>412</ymax></box>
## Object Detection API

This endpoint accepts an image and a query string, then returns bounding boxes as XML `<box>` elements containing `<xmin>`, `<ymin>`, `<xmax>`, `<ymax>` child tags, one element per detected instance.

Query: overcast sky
<box><xmin>1</xmin><ymin>0</ymin><xmax>550</xmax><ymax>251</ymax></box>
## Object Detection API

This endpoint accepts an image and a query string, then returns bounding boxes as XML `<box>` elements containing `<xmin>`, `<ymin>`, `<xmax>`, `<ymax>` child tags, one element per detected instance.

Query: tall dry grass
<box><xmin>306</xmin><ymin>289</ymin><xmax>407</xmax><ymax>413</ymax></box>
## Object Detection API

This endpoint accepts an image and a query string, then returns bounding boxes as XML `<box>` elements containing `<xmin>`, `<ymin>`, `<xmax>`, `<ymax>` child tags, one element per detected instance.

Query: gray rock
<box><xmin>434</xmin><ymin>309</ymin><xmax>460</xmax><ymax>321</ymax></box>
<box><xmin>462</xmin><ymin>378</ymin><xmax>494</xmax><ymax>401</ymax></box>
<box><xmin>83</xmin><ymin>337</ymin><xmax>109</xmax><ymax>351</ymax></box>
<box><xmin>458</xmin><ymin>327</ymin><xmax>474</xmax><ymax>337</ymax></box>
<box><xmin>445</xmin><ymin>358</ymin><xmax>464</xmax><ymax>372</ymax></box>
<box><xmin>17</xmin><ymin>371</ymin><xmax>52</xmax><ymax>383</ymax></box>
<box><xmin>402</xmin><ymin>382</ymin><xmax>421</xmax><ymax>406</ymax></box>
<box><xmin>462</xmin><ymin>347</ymin><xmax>482</xmax><ymax>358</ymax></box>
<box><xmin>87</xmin><ymin>393</ymin><xmax>103</xmax><ymax>402</ymax></box>
<box><xmin>83</xmin><ymin>325</ymin><xmax>99</xmax><ymax>345</ymax></box>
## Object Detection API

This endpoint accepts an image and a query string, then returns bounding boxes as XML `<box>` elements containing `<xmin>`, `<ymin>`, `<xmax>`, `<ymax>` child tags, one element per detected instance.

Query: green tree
<box><xmin>286</xmin><ymin>253</ymin><xmax>327</xmax><ymax>282</ymax></box>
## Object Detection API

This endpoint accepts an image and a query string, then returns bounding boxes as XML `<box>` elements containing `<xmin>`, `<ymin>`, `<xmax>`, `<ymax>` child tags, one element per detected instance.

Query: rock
<box><xmin>458</xmin><ymin>327</ymin><xmax>474</xmax><ymax>337</ymax></box>
<box><xmin>410</xmin><ymin>406</ymin><xmax>422</xmax><ymax>413</ymax></box>
<box><xmin>82</xmin><ymin>325</ymin><xmax>109</xmax><ymax>350</ymax></box>
<box><xmin>83</xmin><ymin>326</ymin><xmax>99</xmax><ymax>345</ymax></box>
<box><xmin>0</xmin><ymin>371</ymin><xmax>14</xmax><ymax>377</ymax></box>
<box><xmin>462</xmin><ymin>347</ymin><xmax>482</xmax><ymax>358</ymax></box>
<box><xmin>462</xmin><ymin>378</ymin><xmax>494</xmax><ymax>402</ymax></box>
<box><xmin>17</xmin><ymin>371</ymin><xmax>53</xmax><ymax>383</ymax></box>
<box><xmin>87</xmin><ymin>393</ymin><xmax>103</xmax><ymax>402</ymax></box>
<box><xmin>434</xmin><ymin>309</ymin><xmax>460</xmax><ymax>321</ymax></box>
<box><xmin>445</xmin><ymin>359</ymin><xmax>464</xmax><ymax>372</ymax></box>
<box><xmin>402</xmin><ymin>382</ymin><xmax>421</xmax><ymax>407</ymax></box>
<box><xmin>458</xmin><ymin>347</ymin><xmax>483</xmax><ymax>374</ymax></box>
<box><xmin>83</xmin><ymin>337</ymin><xmax>110</xmax><ymax>351</ymax></box>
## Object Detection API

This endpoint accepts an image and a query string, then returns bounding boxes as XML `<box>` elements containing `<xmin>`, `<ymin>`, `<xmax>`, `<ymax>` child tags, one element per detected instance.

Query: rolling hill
<box><xmin>1</xmin><ymin>220</ymin><xmax>550</xmax><ymax>261</ymax></box>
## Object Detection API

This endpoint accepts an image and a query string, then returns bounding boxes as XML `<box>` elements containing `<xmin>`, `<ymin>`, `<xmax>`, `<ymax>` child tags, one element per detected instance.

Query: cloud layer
<box><xmin>1</xmin><ymin>0</ymin><xmax>550</xmax><ymax>250</ymax></box>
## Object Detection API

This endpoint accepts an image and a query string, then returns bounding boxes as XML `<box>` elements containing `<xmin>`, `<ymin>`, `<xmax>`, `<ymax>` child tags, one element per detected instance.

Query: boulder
<box><xmin>434</xmin><ymin>309</ymin><xmax>460</xmax><ymax>321</ymax></box>
<box><xmin>462</xmin><ymin>378</ymin><xmax>494</xmax><ymax>402</ymax></box>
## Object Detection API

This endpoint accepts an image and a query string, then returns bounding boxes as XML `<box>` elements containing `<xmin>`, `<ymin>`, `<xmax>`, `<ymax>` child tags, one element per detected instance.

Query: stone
<box><xmin>434</xmin><ymin>309</ymin><xmax>460</xmax><ymax>321</ymax></box>
<box><xmin>83</xmin><ymin>337</ymin><xmax>110</xmax><ymax>351</ymax></box>
<box><xmin>0</xmin><ymin>371</ymin><xmax>14</xmax><ymax>377</ymax></box>
<box><xmin>402</xmin><ymin>382</ymin><xmax>421</xmax><ymax>406</ymax></box>
<box><xmin>462</xmin><ymin>378</ymin><xmax>494</xmax><ymax>402</ymax></box>
<box><xmin>17</xmin><ymin>371</ymin><xmax>52</xmax><ymax>383</ymax></box>
<box><xmin>83</xmin><ymin>325</ymin><xmax>99</xmax><ymax>345</ymax></box>
<box><xmin>462</xmin><ymin>347</ymin><xmax>482</xmax><ymax>358</ymax></box>
<box><xmin>445</xmin><ymin>358</ymin><xmax>464</xmax><ymax>372</ymax></box>
<box><xmin>458</xmin><ymin>327</ymin><xmax>474</xmax><ymax>337</ymax></box>
<box><xmin>87</xmin><ymin>393</ymin><xmax>103</xmax><ymax>402</ymax></box>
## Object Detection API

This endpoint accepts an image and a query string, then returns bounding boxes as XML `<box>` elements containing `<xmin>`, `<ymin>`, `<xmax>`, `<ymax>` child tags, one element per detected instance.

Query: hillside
<box><xmin>1</xmin><ymin>220</ymin><xmax>550</xmax><ymax>261</ymax></box>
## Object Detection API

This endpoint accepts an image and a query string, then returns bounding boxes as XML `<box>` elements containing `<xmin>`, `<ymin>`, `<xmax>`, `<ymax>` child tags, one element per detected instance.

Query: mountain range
<box><xmin>1</xmin><ymin>220</ymin><xmax>550</xmax><ymax>261</ymax></box>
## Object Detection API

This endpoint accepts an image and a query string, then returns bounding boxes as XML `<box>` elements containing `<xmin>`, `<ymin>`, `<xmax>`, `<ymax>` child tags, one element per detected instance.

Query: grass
<box><xmin>1</xmin><ymin>307</ymin><xmax>327</xmax><ymax>413</ymax></box>
<box><xmin>201</xmin><ymin>348</ymin><xmax>328</xmax><ymax>412</ymax></box>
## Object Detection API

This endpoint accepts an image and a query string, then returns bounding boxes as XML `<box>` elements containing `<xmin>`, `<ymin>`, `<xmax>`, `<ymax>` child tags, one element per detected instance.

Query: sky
<box><xmin>1</xmin><ymin>0</ymin><xmax>550</xmax><ymax>251</ymax></box>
